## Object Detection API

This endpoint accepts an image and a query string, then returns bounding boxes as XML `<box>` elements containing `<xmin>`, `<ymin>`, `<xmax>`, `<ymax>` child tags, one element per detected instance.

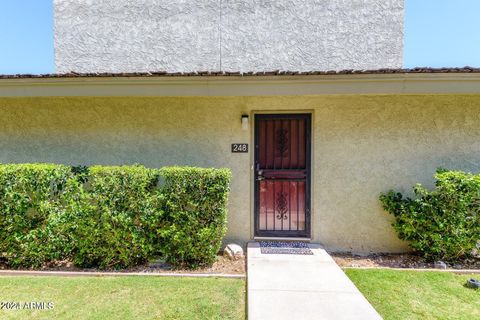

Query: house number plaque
<box><xmin>231</xmin><ymin>143</ymin><xmax>248</xmax><ymax>153</ymax></box>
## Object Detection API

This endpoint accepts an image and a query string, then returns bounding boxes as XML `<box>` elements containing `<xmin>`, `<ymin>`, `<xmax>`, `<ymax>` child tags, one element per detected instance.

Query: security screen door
<box><xmin>254</xmin><ymin>114</ymin><xmax>311</xmax><ymax>238</ymax></box>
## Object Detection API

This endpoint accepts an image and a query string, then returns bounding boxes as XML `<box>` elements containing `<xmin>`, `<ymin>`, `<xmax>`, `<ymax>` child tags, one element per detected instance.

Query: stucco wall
<box><xmin>1</xmin><ymin>95</ymin><xmax>479</xmax><ymax>253</ymax></box>
<box><xmin>54</xmin><ymin>0</ymin><xmax>404</xmax><ymax>73</ymax></box>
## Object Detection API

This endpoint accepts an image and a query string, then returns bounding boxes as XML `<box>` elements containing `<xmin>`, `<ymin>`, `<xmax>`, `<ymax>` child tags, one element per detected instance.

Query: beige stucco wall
<box><xmin>1</xmin><ymin>95</ymin><xmax>480</xmax><ymax>253</ymax></box>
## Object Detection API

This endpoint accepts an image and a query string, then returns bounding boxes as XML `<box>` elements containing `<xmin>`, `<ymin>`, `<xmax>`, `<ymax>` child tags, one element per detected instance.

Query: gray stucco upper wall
<box><xmin>54</xmin><ymin>0</ymin><xmax>404</xmax><ymax>73</ymax></box>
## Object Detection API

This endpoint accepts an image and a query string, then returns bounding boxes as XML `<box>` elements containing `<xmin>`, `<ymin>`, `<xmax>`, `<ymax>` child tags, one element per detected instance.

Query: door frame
<box><xmin>253</xmin><ymin>113</ymin><xmax>312</xmax><ymax>238</ymax></box>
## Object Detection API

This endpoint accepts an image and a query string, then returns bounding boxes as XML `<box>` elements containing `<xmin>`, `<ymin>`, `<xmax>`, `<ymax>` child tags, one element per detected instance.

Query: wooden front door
<box><xmin>254</xmin><ymin>114</ymin><xmax>311</xmax><ymax>238</ymax></box>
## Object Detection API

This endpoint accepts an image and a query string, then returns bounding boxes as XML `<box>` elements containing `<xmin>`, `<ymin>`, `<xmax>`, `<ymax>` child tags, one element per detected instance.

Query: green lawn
<box><xmin>346</xmin><ymin>269</ymin><xmax>480</xmax><ymax>320</ymax></box>
<box><xmin>0</xmin><ymin>276</ymin><xmax>245</xmax><ymax>320</ymax></box>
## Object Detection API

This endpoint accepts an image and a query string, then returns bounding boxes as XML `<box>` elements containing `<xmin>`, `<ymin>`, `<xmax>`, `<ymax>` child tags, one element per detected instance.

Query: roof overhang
<box><xmin>1</xmin><ymin>73</ymin><xmax>480</xmax><ymax>97</ymax></box>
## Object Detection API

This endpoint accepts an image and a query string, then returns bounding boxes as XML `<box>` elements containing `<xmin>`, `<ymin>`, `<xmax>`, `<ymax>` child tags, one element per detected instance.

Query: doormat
<box><xmin>259</xmin><ymin>241</ymin><xmax>313</xmax><ymax>255</ymax></box>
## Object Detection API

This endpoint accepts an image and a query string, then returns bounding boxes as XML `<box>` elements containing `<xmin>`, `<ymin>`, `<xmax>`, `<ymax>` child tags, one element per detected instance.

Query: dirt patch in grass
<box><xmin>0</xmin><ymin>255</ymin><xmax>246</xmax><ymax>275</ymax></box>
<box><xmin>331</xmin><ymin>252</ymin><xmax>480</xmax><ymax>270</ymax></box>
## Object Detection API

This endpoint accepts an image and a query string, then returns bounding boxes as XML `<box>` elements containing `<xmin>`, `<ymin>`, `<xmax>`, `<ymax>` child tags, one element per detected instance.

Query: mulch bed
<box><xmin>137</xmin><ymin>256</ymin><xmax>246</xmax><ymax>275</ymax></box>
<box><xmin>0</xmin><ymin>255</ymin><xmax>246</xmax><ymax>275</ymax></box>
<box><xmin>330</xmin><ymin>252</ymin><xmax>480</xmax><ymax>270</ymax></box>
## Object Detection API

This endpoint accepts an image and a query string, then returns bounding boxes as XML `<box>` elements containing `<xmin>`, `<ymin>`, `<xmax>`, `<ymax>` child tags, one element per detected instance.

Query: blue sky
<box><xmin>0</xmin><ymin>0</ymin><xmax>53</xmax><ymax>74</ymax></box>
<box><xmin>0</xmin><ymin>0</ymin><xmax>479</xmax><ymax>74</ymax></box>
<box><xmin>404</xmin><ymin>0</ymin><xmax>480</xmax><ymax>68</ymax></box>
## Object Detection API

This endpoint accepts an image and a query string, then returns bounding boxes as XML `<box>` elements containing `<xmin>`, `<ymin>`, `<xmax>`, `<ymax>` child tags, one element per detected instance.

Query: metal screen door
<box><xmin>254</xmin><ymin>114</ymin><xmax>311</xmax><ymax>238</ymax></box>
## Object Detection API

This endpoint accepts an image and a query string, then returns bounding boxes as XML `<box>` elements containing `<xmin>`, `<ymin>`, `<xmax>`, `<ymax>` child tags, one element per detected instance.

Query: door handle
<box><xmin>256</xmin><ymin>169</ymin><xmax>264</xmax><ymax>181</ymax></box>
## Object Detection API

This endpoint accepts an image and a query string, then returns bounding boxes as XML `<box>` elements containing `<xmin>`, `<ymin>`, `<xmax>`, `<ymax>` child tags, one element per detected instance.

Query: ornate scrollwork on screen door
<box><xmin>276</xmin><ymin>128</ymin><xmax>289</xmax><ymax>156</ymax></box>
<box><xmin>276</xmin><ymin>191</ymin><xmax>288</xmax><ymax>220</ymax></box>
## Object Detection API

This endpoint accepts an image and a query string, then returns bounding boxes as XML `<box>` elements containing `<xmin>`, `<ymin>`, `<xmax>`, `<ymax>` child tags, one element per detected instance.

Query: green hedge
<box><xmin>67</xmin><ymin>165</ymin><xmax>163</xmax><ymax>269</ymax></box>
<box><xmin>160</xmin><ymin>167</ymin><xmax>232</xmax><ymax>267</ymax></box>
<box><xmin>0</xmin><ymin>164</ymin><xmax>73</xmax><ymax>267</ymax></box>
<box><xmin>380</xmin><ymin>169</ymin><xmax>480</xmax><ymax>262</ymax></box>
<box><xmin>0</xmin><ymin>164</ymin><xmax>231</xmax><ymax>269</ymax></box>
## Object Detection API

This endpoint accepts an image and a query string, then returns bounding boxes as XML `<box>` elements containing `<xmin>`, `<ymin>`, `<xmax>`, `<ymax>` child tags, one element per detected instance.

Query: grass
<box><xmin>0</xmin><ymin>276</ymin><xmax>245</xmax><ymax>320</ymax></box>
<box><xmin>345</xmin><ymin>269</ymin><xmax>480</xmax><ymax>320</ymax></box>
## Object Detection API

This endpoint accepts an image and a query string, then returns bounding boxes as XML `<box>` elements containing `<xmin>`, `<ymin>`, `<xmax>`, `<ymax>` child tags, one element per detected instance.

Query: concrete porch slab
<box><xmin>247</xmin><ymin>242</ymin><xmax>382</xmax><ymax>320</ymax></box>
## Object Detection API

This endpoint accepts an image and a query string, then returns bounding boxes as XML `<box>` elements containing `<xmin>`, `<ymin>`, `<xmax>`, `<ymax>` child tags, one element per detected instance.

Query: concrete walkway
<box><xmin>247</xmin><ymin>242</ymin><xmax>382</xmax><ymax>320</ymax></box>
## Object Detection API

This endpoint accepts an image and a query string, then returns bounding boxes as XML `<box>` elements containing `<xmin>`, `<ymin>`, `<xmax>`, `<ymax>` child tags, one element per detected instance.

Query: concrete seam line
<box><xmin>0</xmin><ymin>270</ymin><xmax>245</xmax><ymax>279</ymax></box>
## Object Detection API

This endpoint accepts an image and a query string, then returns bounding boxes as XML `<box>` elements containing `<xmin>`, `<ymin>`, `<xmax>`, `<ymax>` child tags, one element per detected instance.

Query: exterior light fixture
<box><xmin>241</xmin><ymin>114</ymin><xmax>249</xmax><ymax>131</ymax></box>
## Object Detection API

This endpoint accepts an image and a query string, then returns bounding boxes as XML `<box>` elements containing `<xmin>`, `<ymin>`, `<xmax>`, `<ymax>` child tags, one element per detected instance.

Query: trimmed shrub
<box><xmin>65</xmin><ymin>165</ymin><xmax>163</xmax><ymax>269</ymax></box>
<box><xmin>159</xmin><ymin>167</ymin><xmax>232</xmax><ymax>267</ymax></box>
<box><xmin>380</xmin><ymin>169</ymin><xmax>480</xmax><ymax>262</ymax></box>
<box><xmin>0</xmin><ymin>164</ymin><xmax>231</xmax><ymax>269</ymax></box>
<box><xmin>0</xmin><ymin>164</ymin><xmax>74</xmax><ymax>267</ymax></box>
